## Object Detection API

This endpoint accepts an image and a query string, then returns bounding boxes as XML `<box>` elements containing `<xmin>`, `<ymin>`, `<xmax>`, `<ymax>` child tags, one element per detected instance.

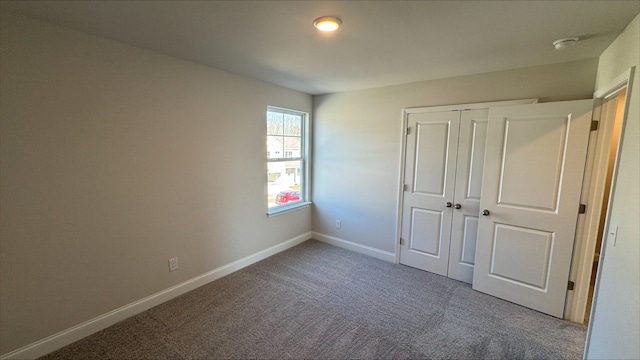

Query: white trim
<box><xmin>394</xmin><ymin>107</ymin><xmax>408</xmax><ymax>265</ymax></box>
<box><xmin>266</xmin><ymin>202</ymin><xmax>311</xmax><ymax>217</ymax></box>
<box><xmin>403</xmin><ymin>98</ymin><xmax>538</xmax><ymax>114</ymax></box>
<box><xmin>566</xmin><ymin>66</ymin><xmax>635</xmax><ymax>324</ymax></box>
<box><xmin>311</xmin><ymin>232</ymin><xmax>396</xmax><ymax>263</ymax></box>
<box><xmin>395</xmin><ymin>98</ymin><xmax>538</xmax><ymax>267</ymax></box>
<box><xmin>584</xmin><ymin>66</ymin><xmax>635</xmax><ymax>358</ymax></box>
<box><xmin>0</xmin><ymin>232</ymin><xmax>312</xmax><ymax>360</ymax></box>
<box><xmin>593</xmin><ymin>68</ymin><xmax>634</xmax><ymax>98</ymax></box>
<box><xmin>564</xmin><ymin>100</ymin><xmax>604</xmax><ymax>322</ymax></box>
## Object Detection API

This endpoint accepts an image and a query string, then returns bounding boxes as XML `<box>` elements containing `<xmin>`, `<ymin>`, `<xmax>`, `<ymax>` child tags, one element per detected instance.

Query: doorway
<box><xmin>566</xmin><ymin>66</ymin><xmax>635</xmax><ymax>324</ymax></box>
<box><xmin>584</xmin><ymin>88</ymin><xmax>628</xmax><ymax>323</ymax></box>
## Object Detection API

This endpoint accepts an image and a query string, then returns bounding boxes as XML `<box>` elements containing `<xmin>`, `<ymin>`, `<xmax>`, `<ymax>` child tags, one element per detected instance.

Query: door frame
<box><xmin>394</xmin><ymin>99</ymin><xmax>538</xmax><ymax>264</ymax></box>
<box><xmin>565</xmin><ymin>66</ymin><xmax>635</xmax><ymax>323</ymax></box>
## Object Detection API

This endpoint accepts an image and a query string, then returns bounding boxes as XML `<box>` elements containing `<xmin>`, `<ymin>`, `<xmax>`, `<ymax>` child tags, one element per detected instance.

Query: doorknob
<box><xmin>446</xmin><ymin>202</ymin><xmax>452</xmax><ymax>208</ymax></box>
<box><xmin>482</xmin><ymin>209</ymin><xmax>490</xmax><ymax>216</ymax></box>
<box><xmin>454</xmin><ymin>204</ymin><xmax>462</xmax><ymax>209</ymax></box>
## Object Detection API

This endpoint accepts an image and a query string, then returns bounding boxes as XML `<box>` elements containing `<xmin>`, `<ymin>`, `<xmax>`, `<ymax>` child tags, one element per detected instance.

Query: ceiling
<box><xmin>1</xmin><ymin>1</ymin><xmax>639</xmax><ymax>95</ymax></box>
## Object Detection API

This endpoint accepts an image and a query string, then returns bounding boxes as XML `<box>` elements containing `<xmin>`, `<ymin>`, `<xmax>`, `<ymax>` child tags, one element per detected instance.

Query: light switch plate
<box><xmin>607</xmin><ymin>225</ymin><xmax>618</xmax><ymax>247</ymax></box>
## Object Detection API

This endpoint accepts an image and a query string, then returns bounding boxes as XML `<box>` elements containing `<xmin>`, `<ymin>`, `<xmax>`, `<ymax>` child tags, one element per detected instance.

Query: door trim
<box><xmin>584</xmin><ymin>66</ymin><xmax>635</xmax><ymax>357</ymax></box>
<box><xmin>566</xmin><ymin>67</ymin><xmax>635</xmax><ymax>324</ymax></box>
<box><xmin>394</xmin><ymin>99</ymin><xmax>538</xmax><ymax>264</ymax></box>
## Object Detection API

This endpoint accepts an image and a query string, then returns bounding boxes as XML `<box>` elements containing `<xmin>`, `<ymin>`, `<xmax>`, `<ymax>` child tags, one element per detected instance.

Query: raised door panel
<box><xmin>490</xmin><ymin>224</ymin><xmax>554</xmax><ymax>289</ymax></box>
<box><xmin>408</xmin><ymin>209</ymin><xmax>443</xmax><ymax>257</ymax></box>
<box><xmin>413</xmin><ymin>122</ymin><xmax>450</xmax><ymax>195</ymax></box>
<box><xmin>460</xmin><ymin>216</ymin><xmax>479</xmax><ymax>266</ymax></box>
<box><xmin>498</xmin><ymin>116</ymin><xmax>567</xmax><ymax>211</ymax></box>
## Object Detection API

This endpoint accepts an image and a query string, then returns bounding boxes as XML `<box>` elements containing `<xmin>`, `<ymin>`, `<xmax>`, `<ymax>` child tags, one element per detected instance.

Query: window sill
<box><xmin>267</xmin><ymin>202</ymin><xmax>311</xmax><ymax>217</ymax></box>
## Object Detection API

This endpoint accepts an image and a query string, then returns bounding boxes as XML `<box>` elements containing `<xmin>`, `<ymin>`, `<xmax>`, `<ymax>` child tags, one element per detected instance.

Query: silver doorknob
<box><xmin>446</xmin><ymin>202</ymin><xmax>452</xmax><ymax>208</ymax></box>
<box><xmin>482</xmin><ymin>209</ymin><xmax>490</xmax><ymax>216</ymax></box>
<box><xmin>454</xmin><ymin>204</ymin><xmax>462</xmax><ymax>209</ymax></box>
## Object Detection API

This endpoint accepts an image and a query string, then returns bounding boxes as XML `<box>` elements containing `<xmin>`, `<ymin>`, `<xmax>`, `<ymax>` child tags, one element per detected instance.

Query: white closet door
<box><xmin>447</xmin><ymin>109</ymin><xmax>489</xmax><ymax>283</ymax></box>
<box><xmin>472</xmin><ymin>100</ymin><xmax>593</xmax><ymax>318</ymax></box>
<box><xmin>399</xmin><ymin>111</ymin><xmax>460</xmax><ymax>276</ymax></box>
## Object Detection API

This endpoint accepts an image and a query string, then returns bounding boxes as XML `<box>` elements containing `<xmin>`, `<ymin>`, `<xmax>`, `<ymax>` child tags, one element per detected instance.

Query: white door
<box><xmin>447</xmin><ymin>109</ymin><xmax>489</xmax><ymax>283</ymax></box>
<box><xmin>399</xmin><ymin>110</ymin><xmax>459</xmax><ymax>276</ymax></box>
<box><xmin>472</xmin><ymin>100</ymin><xmax>593</xmax><ymax>318</ymax></box>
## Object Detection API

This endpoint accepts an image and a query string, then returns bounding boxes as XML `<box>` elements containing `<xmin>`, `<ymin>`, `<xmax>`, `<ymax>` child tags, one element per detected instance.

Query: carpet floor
<box><xmin>41</xmin><ymin>240</ymin><xmax>586</xmax><ymax>359</ymax></box>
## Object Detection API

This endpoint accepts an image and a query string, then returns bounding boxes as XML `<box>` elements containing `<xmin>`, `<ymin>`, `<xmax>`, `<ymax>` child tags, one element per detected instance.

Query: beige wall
<box><xmin>0</xmin><ymin>14</ymin><xmax>312</xmax><ymax>355</ymax></box>
<box><xmin>312</xmin><ymin>59</ymin><xmax>598</xmax><ymax>253</ymax></box>
<box><xmin>586</xmin><ymin>14</ymin><xmax>640</xmax><ymax>360</ymax></box>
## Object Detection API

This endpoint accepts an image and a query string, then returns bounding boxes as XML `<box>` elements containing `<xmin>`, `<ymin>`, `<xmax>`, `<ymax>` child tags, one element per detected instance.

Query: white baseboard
<box><xmin>311</xmin><ymin>232</ymin><xmax>396</xmax><ymax>263</ymax></box>
<box><xmin>1</xmin><ymin>232</ymin><xmax>312</xmax><ymax>360</ymax></box>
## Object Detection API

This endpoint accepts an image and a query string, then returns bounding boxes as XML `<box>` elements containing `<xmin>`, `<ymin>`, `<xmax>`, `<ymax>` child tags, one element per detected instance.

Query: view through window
<box><xmin>266</xmin><ymin>107</ymin><xmax>306</xmax><ymax>211</ymax></box>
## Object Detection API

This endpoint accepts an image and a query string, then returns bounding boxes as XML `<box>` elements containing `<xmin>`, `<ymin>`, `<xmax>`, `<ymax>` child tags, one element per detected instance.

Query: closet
<box><xmin>399</xmin><ymin>98</ymin><xmax>600</xmax><ymax>318</ymax></box>
<box><xmin>398</xmin><ymin>100</ymin><xmax>535</xmax><ymax>283</ymax></box>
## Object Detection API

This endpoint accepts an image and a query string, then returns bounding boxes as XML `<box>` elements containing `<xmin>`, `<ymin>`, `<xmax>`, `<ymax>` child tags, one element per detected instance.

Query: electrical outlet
<box><xmin>336</xmin><ymin>220</ymin><xmax>341</xmax><ymax>229</ymax></box>
<box><xmin>169</xmin><ymin>257</ymin><xmax>179</xmax><ymax>272</ymax></box>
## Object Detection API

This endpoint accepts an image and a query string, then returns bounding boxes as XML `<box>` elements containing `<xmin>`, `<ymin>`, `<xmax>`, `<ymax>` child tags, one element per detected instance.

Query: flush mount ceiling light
<box><xmin>313</xmin><ymin>16</ymin><xmax>342</xmax><ymax>32</ymax></box>
<box><xmin>553</xmin><ymin>37</ymin><xmax>579</xmax><ymax>50</ymax></box>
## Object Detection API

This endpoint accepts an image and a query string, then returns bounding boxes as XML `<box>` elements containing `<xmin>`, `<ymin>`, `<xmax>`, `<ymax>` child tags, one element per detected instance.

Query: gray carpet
<box><xmin>41</xmin><ymin>240</ymin><xmax>586</xmax><ymax>359</ymax></box>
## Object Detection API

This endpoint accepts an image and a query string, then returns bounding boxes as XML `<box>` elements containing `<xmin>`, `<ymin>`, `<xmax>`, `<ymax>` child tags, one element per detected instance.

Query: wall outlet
<box><xmin>168</xmin><ymin>257</ymin><xmax>179</xmax><ymax>272</ymax></box>
<box><xmin>336</xmin><ymin>220</ymin><xmax>341</xmax><ymax>229</ymax></box>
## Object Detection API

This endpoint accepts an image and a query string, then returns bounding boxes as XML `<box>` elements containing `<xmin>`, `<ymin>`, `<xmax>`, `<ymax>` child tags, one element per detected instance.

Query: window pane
<box><xmin>284</xmin><ymin>114</ymin><xmax>301</xmax><ymax>136</ymax></box>
<box><xmin>267</xmin><ymin>160</ymin><xmax>302</xmax><ymax>208</ymax></box>
<box><xmin>267</xmin><ymin>111</ymin><xmax>284</xmax><ymax>136</ymax></box>
<box><xmin>282</xmin><ymin>136</ymin><xmax>300</xmax><ymax>158</ymax></box>
<box><xmin>266</xmin><ymin>135</ymin><xmax>284</xmax><ymax>159</ymax></box>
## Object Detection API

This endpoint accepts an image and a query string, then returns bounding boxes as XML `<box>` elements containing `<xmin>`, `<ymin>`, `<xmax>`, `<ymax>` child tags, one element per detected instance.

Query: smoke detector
<box><xmin>553</xmin><ymin>37</ymin><xmax>579</xmax><ymax>50</ymax></box>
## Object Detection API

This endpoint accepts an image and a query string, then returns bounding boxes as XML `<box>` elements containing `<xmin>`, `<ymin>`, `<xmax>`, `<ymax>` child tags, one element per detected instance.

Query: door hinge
<box><xmin>578</xmin><ymin>204</ymin><xmax>586</xmax><ymax>214</ymax></box>
<box><xmin>406</xmin><ymin>127</ymin><xmax>411</xmax><ymax>135</ymax></box>
<box><xmin>403</xmin><ymin>184</ymin><xmax>409</xmax><ymax>191</ymax></box>
<box><xmin>399</xmin><ymin>237</ymin><xmax>405</xmax><ymax>245</ymax></box>
<box><xmin>567</xmin><ymin>280</ymin><xmax>575</xmax><ymax>291</ymax></box>
<box><xmin>590</xmin><ymin>120</ymin><xmax>599</xmax><ymax>131</ymax></box>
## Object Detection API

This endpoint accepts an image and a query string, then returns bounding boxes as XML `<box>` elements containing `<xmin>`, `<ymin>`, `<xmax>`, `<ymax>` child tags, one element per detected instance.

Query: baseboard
<box><xmin>1</xmin><ymin>232</ymin><xmax>312</xmax><ymax>360</ymax></box>
<box><xmin>311</xmin><ymin>232</ymin><xmax>396</xmax><ymax>263</ymax></box>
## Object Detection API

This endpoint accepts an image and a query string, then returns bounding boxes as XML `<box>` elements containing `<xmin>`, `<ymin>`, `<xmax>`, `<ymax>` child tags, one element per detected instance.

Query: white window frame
<box><xmin>266</xmin><ymin>106</ymin><xmax>310</xmax><ymax>216</ymax></box>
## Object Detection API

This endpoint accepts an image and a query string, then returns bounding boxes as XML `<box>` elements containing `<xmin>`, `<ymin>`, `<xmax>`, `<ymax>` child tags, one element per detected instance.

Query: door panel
<box><xmin>409</xmin><ymin>209</ymin><xmax>443</xmax><ymax>256</ymax></box>
<box><xmin>490</xmin><ymin>224</ymin><xmax>553</xmax><ymax>289</ymax></box>
<box><xmin>498</xmin><ymin>116</ymin><xmax>567</xmax><ymax>211</ymax></box>
<box><xmin>400</xmin><ymin>110</ymin><xmax>459</xmax><ymax>276</ymax></box>
<box><xmin>472</xmin><ymin>100</ymin><xmax>593</xmax><ymax>318</ymax></box>
<box><xmin>460</xmin><ymin>216</ymin><xmax>479</xmax><ymax>266</ymax></box>
<box><xmin>414</xmin><ymin>122</ymin><xmax>450</xmax><ymax>195</ymax></box>
<box><xmin>448</xmin><ymin>109</ymin><xmax>488</xmax><ymax>283</ymax></box>
<box><xmin>464</xmin><ymin>119</ymin><xmax>488</xmax><ymax>200</ymax></box>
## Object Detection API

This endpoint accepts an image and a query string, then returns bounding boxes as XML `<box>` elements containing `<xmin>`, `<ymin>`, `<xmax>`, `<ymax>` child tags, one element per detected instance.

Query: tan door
<box><xmin>399</xmin><ymin>110</ymin><xmax>459</xmax><ymax>276</ymax></box>
<box><xmin>472</xmin><ymin>100</ymin><xmax>593</xmax><ymax>318</ymax></box>
<box><xmin>447</xmin><ymin>109</ymin><xmax>489</xmax><ymax>283</ymax></box>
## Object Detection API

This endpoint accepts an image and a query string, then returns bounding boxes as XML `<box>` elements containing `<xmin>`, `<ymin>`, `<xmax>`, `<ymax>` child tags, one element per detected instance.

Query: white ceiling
<box><xmin>1</xmin><ymin>1</ymin><xmax>639</xmax><ymax>95</ymax></box>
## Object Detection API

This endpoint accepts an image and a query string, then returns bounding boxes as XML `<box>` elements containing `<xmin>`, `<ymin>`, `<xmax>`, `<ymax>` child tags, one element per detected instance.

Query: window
<box><xmin>266</xmin><ymin>107</ymin><xmax>308</xmax><ymax>214</ymax></box>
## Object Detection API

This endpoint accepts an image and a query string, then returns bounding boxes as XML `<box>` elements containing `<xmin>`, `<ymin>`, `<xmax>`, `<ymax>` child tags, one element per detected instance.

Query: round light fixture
<box><xmin>313</xmin><ymin>16</ymin><xmax>342</xmax><ymax>32</ymax></box>
<box><xmin>553</xmin><ymin>37</ymin><xmax>579</xmax><ymax>50</ymax></box>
